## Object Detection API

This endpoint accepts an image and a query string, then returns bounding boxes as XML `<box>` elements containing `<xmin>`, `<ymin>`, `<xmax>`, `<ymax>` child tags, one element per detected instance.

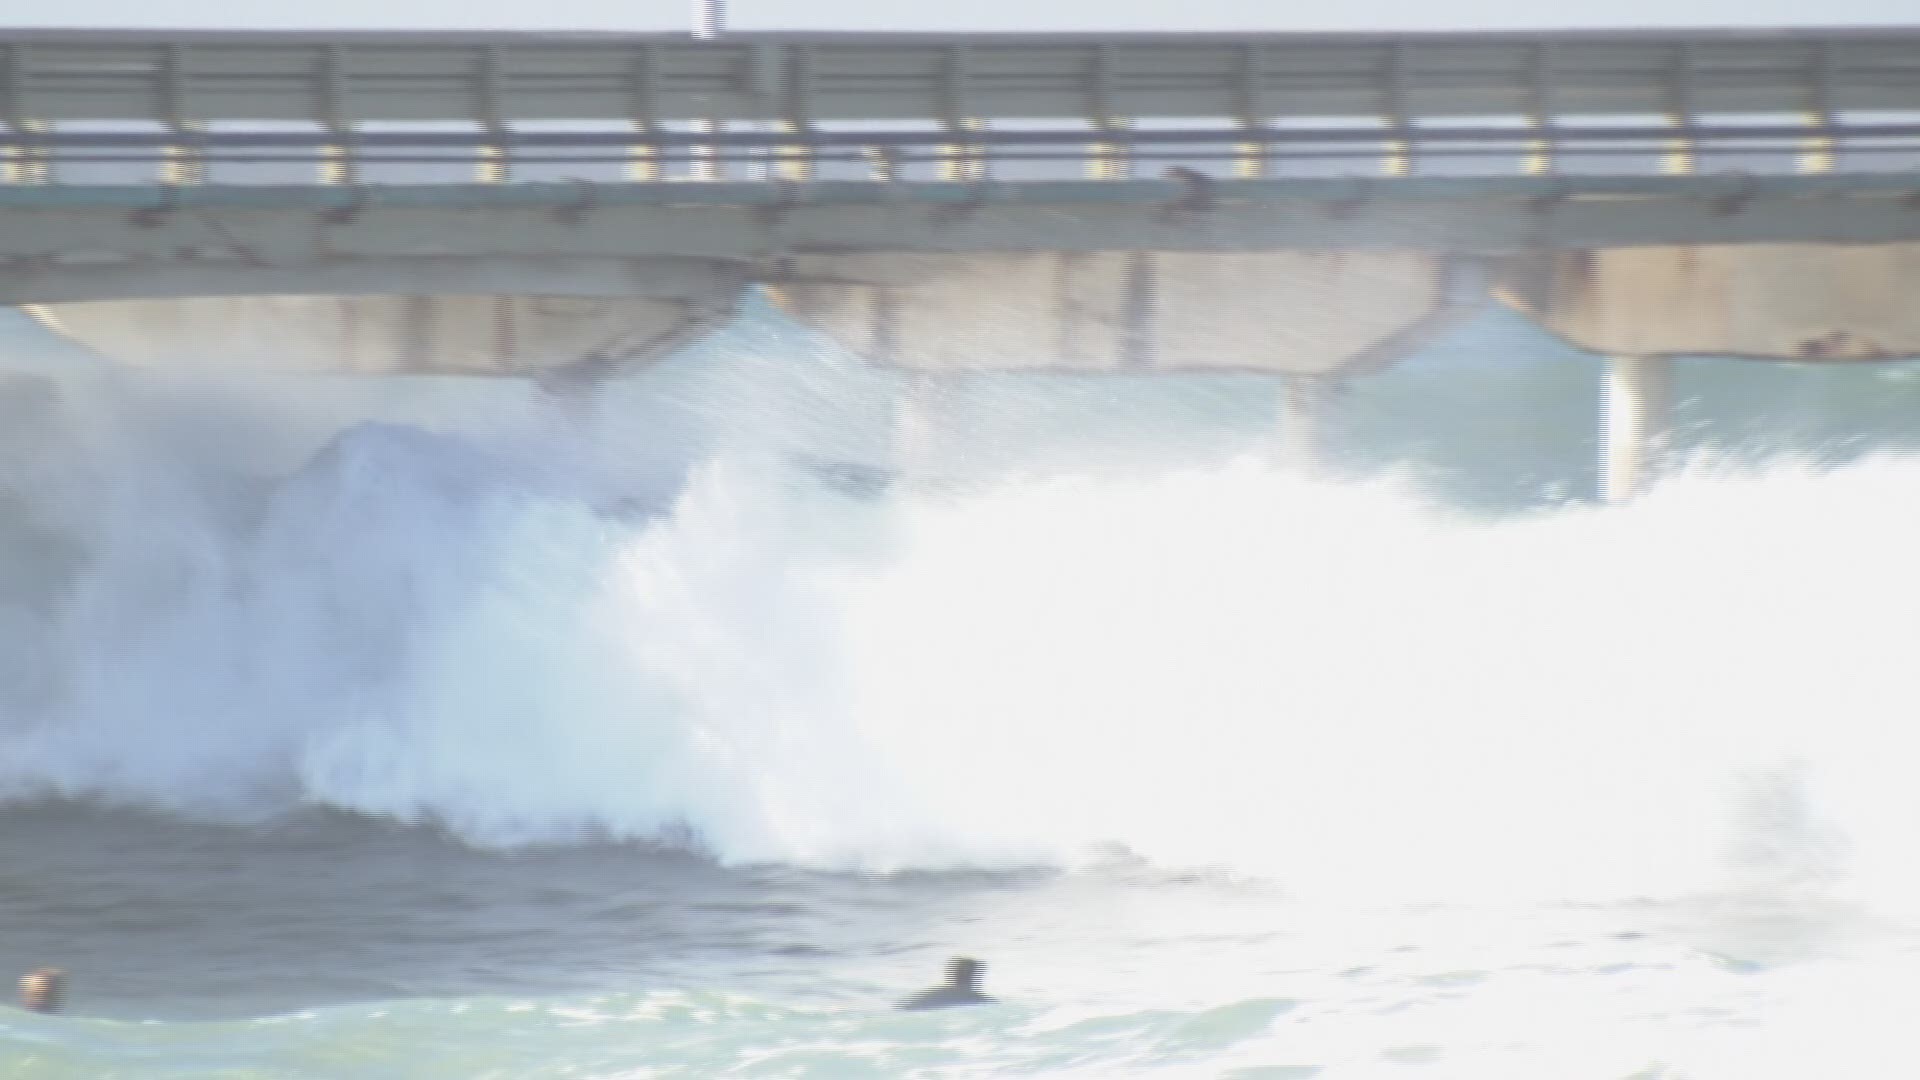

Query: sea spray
<box><xmin>0</xmin><ymin>371</ymin><xmax>1916</xmax><ymax>918</ymax></box>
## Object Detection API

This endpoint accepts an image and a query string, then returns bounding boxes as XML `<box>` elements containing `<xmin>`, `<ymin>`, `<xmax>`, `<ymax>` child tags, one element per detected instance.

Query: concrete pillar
<box><xmin>891</xmin><ymin>373</ymin><xmax>941</xmax><ymax>482</ymax></box>
<box><xmin>401</xmin><ymin>297</ymin><xmax>435</xmax><ymax>373</ymax></box>
<box><xmin>1277</xmin><ymin>374</ymin><xmax>1332</xmax><ymax>470</ymax></box>
<box><xmin>1600</xmin><ymin>354</ymin><xmax>1673</xmax><ymax>503</ymax></box>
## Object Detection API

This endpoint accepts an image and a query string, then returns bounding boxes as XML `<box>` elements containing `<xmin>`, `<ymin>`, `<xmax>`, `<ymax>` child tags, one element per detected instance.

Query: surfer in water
<box><xmin>898</xmin><ymin>956</ymin><xmax>996</xmax><ymax>1010</ymax></box>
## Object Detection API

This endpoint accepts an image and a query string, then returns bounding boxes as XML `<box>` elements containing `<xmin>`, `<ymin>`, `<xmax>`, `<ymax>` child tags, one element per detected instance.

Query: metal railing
<box><xmin>6</xmin><ymin>122</ymin><xmax>1920</xmax><ymax>165</ymax></box>
<box><xmin>1</xmin><ymin>28</ymin><xmax>1917</xmax><ymax>184</ymax></box>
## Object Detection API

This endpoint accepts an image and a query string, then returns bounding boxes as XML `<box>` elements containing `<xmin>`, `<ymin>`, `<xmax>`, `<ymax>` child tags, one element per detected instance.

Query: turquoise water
<box><xmin>4</xmin><ymin>991</ymin><xmax>1308</xmax><ymax>1079</ymax></box>
<box><xmin>6</xmin><ymin>302</ymin><xmax>1920</xmax><ymax>1077</ymax></box>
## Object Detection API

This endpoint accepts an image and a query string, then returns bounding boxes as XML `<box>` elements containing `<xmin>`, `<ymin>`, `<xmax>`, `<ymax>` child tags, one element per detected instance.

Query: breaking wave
<box><xmin>1</xmin><ymin>362</ymin><xmax>1916</xmax><ymax>913</ymax></box>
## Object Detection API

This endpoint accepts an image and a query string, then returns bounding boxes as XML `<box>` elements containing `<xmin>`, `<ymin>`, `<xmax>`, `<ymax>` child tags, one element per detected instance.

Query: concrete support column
<box><xmin>892</xmin><ymin>373</ymin><xmax>941</xmax><ymax>482</ymax></box>
<box><xmin>1277</xmin><ymin>374</ymin><xmax>1331</xmax><ymax>470</ymax></box>
<box><xmin>401</xmin><ymin>296</ymin><xmax>436</xmax><ymax>373</ymax></box>
<box><xmin>1600</xmin><ymin>354</ymin><xmax>1673</xmax><ymax>503</ymax></box>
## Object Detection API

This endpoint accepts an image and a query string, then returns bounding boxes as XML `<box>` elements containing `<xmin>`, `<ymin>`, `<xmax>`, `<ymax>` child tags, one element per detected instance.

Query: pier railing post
<box><xmin>1799</xmin><ymin>41</ymin><xmax>1838</xmax><ymax>175</ymax></box>
<box><xmin>159</xmin><ymin>46</ymin><xmax>204</xmax><ymax>187</ymax></box>
<box><xmin>689</xmin><ymin>0</ymin><xmax>724</xmax><ymax>181</ymax></box>
<box><xmin>627</xmin><ymin>44</ymin><xmax>662</xmax><ymax>183</ymax></box>
<box><xmin>474</xmin><ymin>45</ymin><xmax>509</xmax><ymax>185</ymax></box>
<box><xmin>1600</xmin><ymin>355</ymin><xmax>1673</xmax><ymax>503</ymax></box>
<box><xmin>1</xmin><ymin>119</ymin><xmax>48</xmax><ymax>185</ymax></box>
<box><xmin>317</xmin><ymin>45</ymin><xmax>357</xmax><ymax>187</ymax></box>
<box><xmin>935</xmin><ymin>46</ymin><xmax>986</xmax><ymax>183</ymax></box>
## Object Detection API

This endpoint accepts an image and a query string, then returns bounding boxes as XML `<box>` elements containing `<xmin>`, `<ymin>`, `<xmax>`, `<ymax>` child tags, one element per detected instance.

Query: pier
<box><xmin>5</xmin><ymin>27</ymin><xmax>1920</xmax><ymax>495</ymax></box>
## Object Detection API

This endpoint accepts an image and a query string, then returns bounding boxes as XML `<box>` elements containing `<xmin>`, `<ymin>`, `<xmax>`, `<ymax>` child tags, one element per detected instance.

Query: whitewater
<box><xmin>4</xmin><ymin>306</ymin><xmax>1920</xmax><ymax>1077</ymax></box>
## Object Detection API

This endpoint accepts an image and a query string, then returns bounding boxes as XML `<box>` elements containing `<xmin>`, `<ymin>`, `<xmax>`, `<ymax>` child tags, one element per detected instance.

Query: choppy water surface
<box><xmin>7</xmin><ymin>806</ymin><xmax>1915</xmax><ymax>1078</ymax></box>
<box><xmin>5</xmin><ymin>307</ymin><xmax>1920</xmax><ymax>1076</ymax></box>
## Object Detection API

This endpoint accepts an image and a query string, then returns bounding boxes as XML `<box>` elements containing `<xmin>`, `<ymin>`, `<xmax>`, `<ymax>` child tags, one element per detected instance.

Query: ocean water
<box><xmin>5</xmin><ymin>303</ymin><xmax>1920</xmax><ymax>1077</ymax></box>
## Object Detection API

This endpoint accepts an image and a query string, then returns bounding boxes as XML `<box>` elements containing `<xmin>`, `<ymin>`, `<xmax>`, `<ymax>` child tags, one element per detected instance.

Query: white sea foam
<box><xmin>4</xmin><ymin>370</ymin><xmax>1919</xmax><ymax>915</ymax></box>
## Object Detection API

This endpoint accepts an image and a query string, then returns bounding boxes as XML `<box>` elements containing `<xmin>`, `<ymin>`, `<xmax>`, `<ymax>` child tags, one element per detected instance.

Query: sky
<box><xmin>8</xmin><ymin>0</ymin><xmax>1916</xmax><ymax>32</ymax></box>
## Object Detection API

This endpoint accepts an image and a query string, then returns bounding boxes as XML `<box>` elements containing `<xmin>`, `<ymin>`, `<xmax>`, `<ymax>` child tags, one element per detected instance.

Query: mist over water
<box><xmin>7</xmin><ymin>309</ymin><xmax>1920</xmax><ymax>1075</ymax></box>
<box><xmin>0</xmin><ymin>325</ymin><xmax>1914</xmax><ymax>916</ymax></box>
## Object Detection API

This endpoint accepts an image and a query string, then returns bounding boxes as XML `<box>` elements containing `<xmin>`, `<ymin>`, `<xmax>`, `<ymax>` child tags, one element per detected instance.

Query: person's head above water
<box><xmin>19</xmin><ymin>968</ymin><xmax>66</xmax><ymax>1014</ymax></box>
<box><xmin>944</xmin><ymin>957</ymin><xmax>984</xmax><ymax>991</ymax></box>
<box><xmin>898</xmin><ymin>956</ymin><xmax>995</xmax><ymax>1010</ymax></box>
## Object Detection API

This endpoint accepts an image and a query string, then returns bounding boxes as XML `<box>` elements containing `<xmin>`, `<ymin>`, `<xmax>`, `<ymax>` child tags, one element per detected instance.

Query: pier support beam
<box><xmin>1277</xmin><ymin>374</ymin><xmax>1334</xmax><ymax>470</ymax></box>
<box><xmin>1599</xmin><ymin>354</ymin><xmax>1673</xmax><ymax>503</ymax></box>
<box><xmin>891</xmin><ymin>372</ymin><xmax>942</xmax><ymax>482</ymax></box>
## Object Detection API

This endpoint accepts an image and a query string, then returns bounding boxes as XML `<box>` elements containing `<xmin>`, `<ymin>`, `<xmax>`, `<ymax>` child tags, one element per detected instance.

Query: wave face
<box><xmin>3</xmin><ymin>335</ymin><xmax>1920</xmax><ymax>914</ymax></box>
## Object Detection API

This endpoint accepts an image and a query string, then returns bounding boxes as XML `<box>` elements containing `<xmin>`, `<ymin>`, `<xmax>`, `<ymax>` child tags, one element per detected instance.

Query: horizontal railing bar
<box><xmin>4</xmin><ymin>173</ymin><xmax>1916</xmax><ymax>208</ymax></box>
<box><xmin>5</xmin><ymin>26</ymin><xmax>1916</xmax><ymax>41</ymax></box>
<box><xmin>9</xmin><ymin>121</ymin><xmax>1920</xmax><ymax>150</ymax></box>
<box><xmin>22</xmin><ymin>146</ymin><xmax>1920</xmax><ymax>167</ymax></box>
<box><xmin>24</xmin><ymin>151</ymin><xmax>1919</xmax><ymax>169</ymax></box>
